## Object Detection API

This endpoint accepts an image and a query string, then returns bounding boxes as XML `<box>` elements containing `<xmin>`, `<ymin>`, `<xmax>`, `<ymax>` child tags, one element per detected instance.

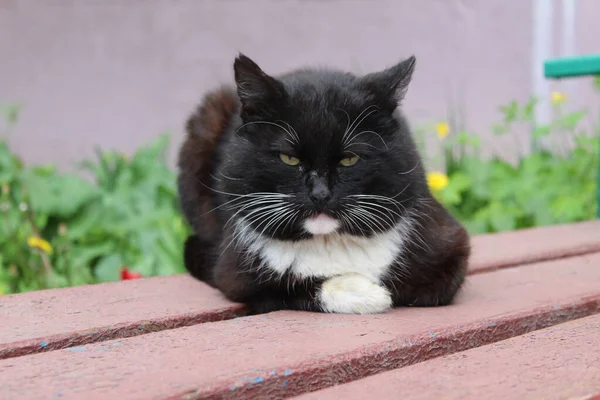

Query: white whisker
<box><xmin>273</xmin><ymin>208</ymin><xmax>301</xmax><ymax>236</ymax></box>
<box><xmin>277</xmin><ymin>120</ymin><xmax>301</xmax><ymax>144</ymax></box>
<box><xmin>258</xmin><ymin>206</ymin><xmax>296</xmax><ymax>237</ymax></box>
<box><xmin>341</xmin><ymin>105</ymin><xmax>379</xmax><ymax>145</ymax></box>
<box><xmin>354</xmin><ymin>202</ymin><xmax>397</xmax><ymax>227</ymax></box>
<box><xmin>344</xmin><ymin>130</ymin><xmax>389</xmax><ymax>151</ymax></box>
<box><xmin>224</xmin><ymin>200</ymin><xmax>289</xmax><ymax>229</ymax></box>
<box><xmin>343</xmin><ymin>141</ymin><xmax>383</xmax><ymax>151</ymax></box>
<box><xmin>200</xmin><ymin>192</ymin><xmax>291</xmax><ymax>217</ymax></box>
<box><xmin>219</xmin><ymin>171</ymin><xmax>243</xmax><ymax>181</ymax></box>
<box><xmin>235</xmin><ymin>120</ymin><xmax>299</xmax><ymax>145</ymax></box>
<box><xmin>397</xmin><ymin>161</ymin><xmax>420</xmax><ymax>175</ymax></box>
<box><xmin>342</xmin><ymin>108</ymin><xmax>379</xmax><ymax>146</ymax></box>
<box><xmin>347</xmin><ymin>206</ymin><xmax>386</xmax><ymax>233</ymax></box>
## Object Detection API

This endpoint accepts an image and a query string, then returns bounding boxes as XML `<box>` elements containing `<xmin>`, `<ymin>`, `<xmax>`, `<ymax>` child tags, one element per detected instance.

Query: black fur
<box><xmin>177</xmin><ymin>54</ymin><xmax>470</xmax><ymax>315</ymax></box>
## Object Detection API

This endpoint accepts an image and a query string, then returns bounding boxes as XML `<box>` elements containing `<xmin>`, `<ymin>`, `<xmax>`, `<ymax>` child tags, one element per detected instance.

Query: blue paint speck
<box><xmin>429</xmin><ymin>332</ymin><xmax>437</xmax><ymax>338</ymax></box>
<box><xmin>488</xmin><ymin>322</ymin><xmax>497</xmax><ymax>327</ymax></box>
<box><xmin>270</xmin><ymin>371</ymin><xmax>277</xmax><ymax>376</ymax></box>
<box><xmin>40</xmin><ymin>342</ymin><xmax>48</xmax><ymax>347</ymax></box>
<box><xmin>67</xmin><ymin>346</ymin><xmax>87</xmax><ymax>352</ymax></box>
<box><xmin>229</xmin><ymin>386</ymin><xmax>236</xmax><ymax>391</ymax></box>
<box><xmin>140</xmin><ymin>324</ymin><xmax>146</xmax><ymax>329</ymax></box>
<box><xmin>250</xmin><ymin>377</ymin><xmax>263</xmax><ymax>384</ymax></box>
<box><xmin>282</xmin><ymin>380</ymin><xmax>288</xmax><ymax>387</ymax></box>
<box><xmin>284</xmin><ymin>369</ymin><xmax>293</xmax><ymax>376</ymax></box>
<box><xmin>554</xmin><ymin>305</ymin><xmax>561</xmax><ymax>310</ymax></box>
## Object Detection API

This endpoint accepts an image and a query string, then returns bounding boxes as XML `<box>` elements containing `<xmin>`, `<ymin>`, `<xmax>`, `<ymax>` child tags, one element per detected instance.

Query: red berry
<box><xmin>120</xmin><ymin>268</ymin><xmax>142</xmax><ymax>280</ymax></box>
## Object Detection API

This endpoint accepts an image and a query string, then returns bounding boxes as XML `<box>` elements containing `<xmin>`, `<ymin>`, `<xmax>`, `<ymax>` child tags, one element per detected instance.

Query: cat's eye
<box><xmin>339</xmin><ymin>155</ymin><xmax>360</xmax><ymax>167</ymax></box>
<box><xmin>280</xmin><ymin>153</ymin><xmax>300</xmax><ymax>166</ymax></box>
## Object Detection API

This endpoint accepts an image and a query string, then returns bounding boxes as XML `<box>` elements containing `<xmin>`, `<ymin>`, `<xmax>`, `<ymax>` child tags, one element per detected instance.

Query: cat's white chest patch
<box><xmin>238</xmin><ymin>220</ymin><xmax>410</xmax><ymax>283</ymax></box>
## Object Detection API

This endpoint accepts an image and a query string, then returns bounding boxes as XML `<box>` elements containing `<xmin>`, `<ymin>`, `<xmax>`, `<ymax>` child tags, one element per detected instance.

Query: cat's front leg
<box><xmin>318</xmin><ymin>273</ymin><xmax>393</xmax><ymax>314</ymax></box>
<box><xmin>246</xmin><ymin>274</ymin><xmax>392</xmax><ymax>315</ymax></box>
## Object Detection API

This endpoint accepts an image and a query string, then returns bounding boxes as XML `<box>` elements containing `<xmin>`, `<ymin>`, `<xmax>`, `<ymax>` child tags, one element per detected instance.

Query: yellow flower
<box><xmin>435</xmin><ymin>122</ymin><xmax>450</xmax><ymax>139</ymax></box>
<box><xmin>551</xmin><ymin>91</ymin><xmax>566</xmax><ymax>104</ymax></box>
<box><xmin>427</xmin><ymin>172</ymin><xmax>449</xmax><ymax>191</ymax></box>
<box><xmin>27</xmin><ymin>236</ymin><xmax>53</xmax><ymax>254</ymax></box>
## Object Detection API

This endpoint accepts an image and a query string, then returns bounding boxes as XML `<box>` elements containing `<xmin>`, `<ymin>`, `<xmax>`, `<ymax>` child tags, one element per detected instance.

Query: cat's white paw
<box><xmin>319</xmin><ymin>273</ymin><xmax>392</xmax><ymax>314</ymax></box>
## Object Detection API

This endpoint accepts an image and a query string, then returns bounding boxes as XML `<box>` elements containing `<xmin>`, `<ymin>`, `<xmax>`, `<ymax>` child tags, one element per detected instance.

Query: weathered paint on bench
<box><xmin>296</xmin><ymin>313</ymin><xmax>600</xmax><ymax>400</ymax></box>
<box><xmin>2</xmin><ymin>220</ymin><xmax>599</xmax><ymax>361</ymax></box>
<box><xmin>1</xmin><ymin>252</ymin><xmax>598</xmax><ymax>400</ymax></box>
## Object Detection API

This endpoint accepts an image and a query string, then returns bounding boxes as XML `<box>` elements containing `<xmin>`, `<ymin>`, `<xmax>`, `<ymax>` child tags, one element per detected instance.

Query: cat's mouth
<box><xmin>303</xmin><ymin>213</ymin><xmax>340</xmax><ymax>236</ymax></box>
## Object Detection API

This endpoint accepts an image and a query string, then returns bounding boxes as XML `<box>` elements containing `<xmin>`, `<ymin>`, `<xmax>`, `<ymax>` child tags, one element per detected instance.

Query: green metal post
<box><xmin>543</xmin><ymin>54</ymin><xmax>600</xmax><ymax>219</ymax></box>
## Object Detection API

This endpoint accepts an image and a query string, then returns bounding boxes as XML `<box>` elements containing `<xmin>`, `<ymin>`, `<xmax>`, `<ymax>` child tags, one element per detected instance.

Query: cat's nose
<box><xmin>309</xmin><ymin>185</ymin><xmax>332</xmax><ymax>208</ymax></box>
<box><xmin>308</xmin><ymin>173</ymin><xmax>332</xmax><ymax>208</ymax></box>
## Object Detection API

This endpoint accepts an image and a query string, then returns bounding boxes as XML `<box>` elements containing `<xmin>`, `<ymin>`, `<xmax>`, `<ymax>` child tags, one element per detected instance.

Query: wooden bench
<box><xmin>1</xmin><ymin>221</ymin><xmax>599</xmax><ymax>399</ymax></box>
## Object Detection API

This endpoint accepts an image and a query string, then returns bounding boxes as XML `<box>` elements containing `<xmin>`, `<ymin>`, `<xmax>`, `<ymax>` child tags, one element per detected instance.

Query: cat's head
<box><xmin>216</xmin><ymin>54</ymin><xmax>428</xmax><ymax>240</ymax></box>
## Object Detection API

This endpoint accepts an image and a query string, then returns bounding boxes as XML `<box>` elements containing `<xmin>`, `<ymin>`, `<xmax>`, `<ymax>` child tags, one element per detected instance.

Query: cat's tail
<box><xmin>183</xmin><ymin>234</ymin><xmax>217</xmax><ymax>287</ymax></box>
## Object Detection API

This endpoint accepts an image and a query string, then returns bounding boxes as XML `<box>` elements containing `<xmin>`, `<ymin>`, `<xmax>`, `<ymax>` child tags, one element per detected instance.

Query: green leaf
<box><xmin>70</xmin><ymin>242</ymin><xmax>115</xmax><ymax>267</ymax></box>
<box><xmin>1</xmin><ymin>104</ymin><xmax>20</xmax><ymax>126</ymax></box>
<box><xmin>65</xmin><ymin>202</ymin><xmax>103</xmax><ymax>239</ymax></box>
<box><xmin>556</xmin><ymin>111</ymin><xmax>587</xmax><ymax>130</ymax></box>
<box><xmin>488</xmin><ymin>202</ymin><xmax>517</xmax><ymax>232</ymax></box>
<box><xmin>499</xmin><ymin>100</ymin><xmax>518</xmax><ymax>123</ymax></box>
<box><xmin>455</xmin><ymin>132</ymin><xmax>481</xmax><ymax>148</ymax></box>
<box><xmin>94</xmin><ymin>254</ymin><xmax>124</xmax><ymax>283</ymax></box>
<box><xmin>492</xmin><ymin>123</ymin><xmax>508</xmax><ymax>136</ymax></box>
<box><xmin>521</xmin><ymin>97</ymin><xmax>538</xmax><ymax>121</ymax></box>
<box><xmin>593</xmin><ymin>75</ymin><xmax>600</xmax><ymax>92</ymax></box>
<box><xmin>532</xmin><ymin>124</ymin><xmax>551</xmax><ymax>138</ymax></box>
<box><xmin>22</xmin><ymin>172</ymin><xmax>99</xmax><ymax>218</ymax></box>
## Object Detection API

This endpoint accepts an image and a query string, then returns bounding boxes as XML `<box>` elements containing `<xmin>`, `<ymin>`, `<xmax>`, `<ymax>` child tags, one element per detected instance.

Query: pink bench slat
<box><xmin>296</xmin><ymin>313</ymin><xmax>600</xmax><ymax>400</ymax></box>
<box><xmin>469</xmin><ymin>220</ymin><xmax>600</xmax><ymax>273</ymax></box>
<box><xmin>1</xmin><ymin>252</ymin><xmax>598</xmax><ymax>400</ymax></box>
<box><xmin>1</xmin><ymin>220</ymin><xmax>599</xmax><ymax>361</ymax></box>
<box><xmin>0</xmin><ymin>275</ymin><xmax>243</xmax><ymax>360</ymax></box>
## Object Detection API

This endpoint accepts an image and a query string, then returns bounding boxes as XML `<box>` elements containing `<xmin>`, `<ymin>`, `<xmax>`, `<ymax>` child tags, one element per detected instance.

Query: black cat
<box><xmin>177</xmin><ymin>54</ymin><xmax>470</xmax><ymax>315</ymax></box>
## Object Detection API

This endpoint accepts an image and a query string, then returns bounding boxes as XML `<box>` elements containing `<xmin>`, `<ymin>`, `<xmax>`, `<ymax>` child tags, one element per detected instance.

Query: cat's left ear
<box><xmin>360</xmin><ymin>56</ymin><xmax>416</xmax><ymax>106</ymax></box>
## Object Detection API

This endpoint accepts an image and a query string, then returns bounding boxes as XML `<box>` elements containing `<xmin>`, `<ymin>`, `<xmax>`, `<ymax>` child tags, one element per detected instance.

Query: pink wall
<box><xmin>1</xmin><ymin>0</ymin><xmax>598</xmax><ymax>169</ymax></box>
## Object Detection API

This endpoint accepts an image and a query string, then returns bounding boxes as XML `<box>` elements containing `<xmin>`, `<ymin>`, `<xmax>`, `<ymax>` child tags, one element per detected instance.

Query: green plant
<box><xmin>429</xmin><ymin>88</ymin><xmax>598</xmax><ymax>234</ymax></box>
<box><xmin>0</xmin><ymin>106</ymin><xmax>190</xmax><ymax>294</ymax></box>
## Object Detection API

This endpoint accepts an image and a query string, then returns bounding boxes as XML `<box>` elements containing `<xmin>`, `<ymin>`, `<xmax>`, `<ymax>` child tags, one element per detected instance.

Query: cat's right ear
<box><xmin>234</xmin><ymin>54</ymin><xmax>287</xmax><ymax>121</ymax></box>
